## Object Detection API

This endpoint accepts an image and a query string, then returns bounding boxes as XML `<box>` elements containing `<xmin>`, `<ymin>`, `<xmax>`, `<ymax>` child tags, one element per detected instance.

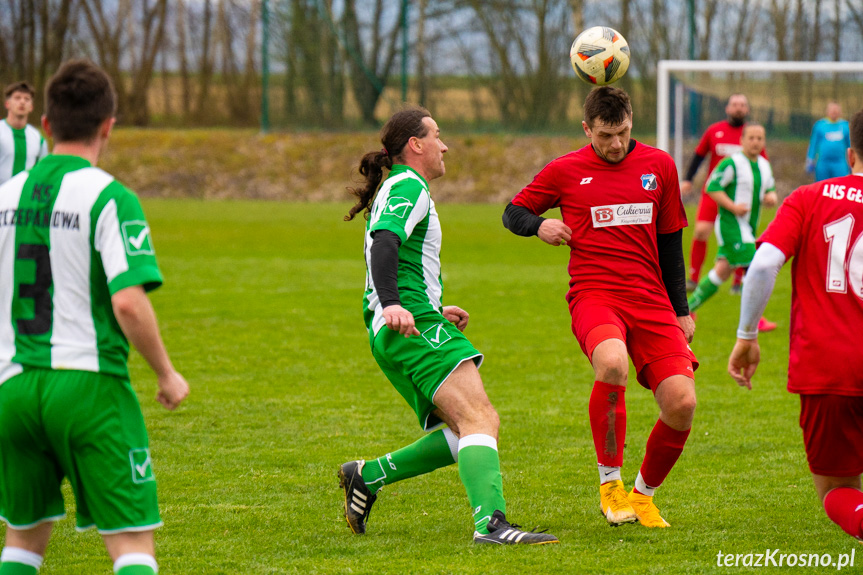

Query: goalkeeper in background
<box><xmin>806</xmin><ymin>101</ymin><xmax>851</xmax><ymax>182</ymax></box>
<box><xmin>688</xmin><ymin>124</ymin><xmax>778</xmax><ymax>316</ymax></box>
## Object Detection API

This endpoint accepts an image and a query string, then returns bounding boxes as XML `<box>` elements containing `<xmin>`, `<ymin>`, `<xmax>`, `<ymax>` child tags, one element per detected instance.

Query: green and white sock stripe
<box><xmin>361</xmin><ymin>428</ymin><xmax>458</xmax><ymax>490</ymax></box>
<box><xmin>114</xmin><ymin>553</ymin><xmax>157</xmax><ymax>575</ymax></box>
<box><xmin>0</xmin><ymin>548</ymin><xmax>42</xmax><ymax>572</ymax></box>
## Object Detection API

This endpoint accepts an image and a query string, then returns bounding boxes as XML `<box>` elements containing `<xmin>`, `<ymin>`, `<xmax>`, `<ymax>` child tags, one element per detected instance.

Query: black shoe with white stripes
<box><xmin>338</xmin><ymin>460</ymin><xmax>377</xmax><ymax>534</ymax></box>
<box><xmin>473</xmin><ymin>510</ymin><xmax>559</xmax><ymax>545</ymax></box>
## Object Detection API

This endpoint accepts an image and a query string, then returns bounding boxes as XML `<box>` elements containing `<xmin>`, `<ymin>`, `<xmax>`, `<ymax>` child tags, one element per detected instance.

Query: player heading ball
<box><xmin>504</xmin><ymin>86</ymin><xmax>697</xmax><ymax>529</ymax></box>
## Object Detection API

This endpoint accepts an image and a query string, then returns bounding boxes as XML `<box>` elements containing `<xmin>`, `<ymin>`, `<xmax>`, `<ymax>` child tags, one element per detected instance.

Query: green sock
<box><xmin>116</xmin><ymin>567</ymin><xmax>155</xmax><ymax>575</ymax></box>
<box><xmin>361</xmin><ymin>428</ymin><xmax>457</xmax><ymax>491</ymax></box>
<box><xmin>687</xmin><ymin>273</ymin><xmax>721</xmax><ymax>312</ymax></box>
<box><xmin>0</xmin><ymin>563</ymin><xmax>38</xmax><ymax>575</ymax></box>
<box><xmin>457</xmin><ymin>434</ymin><xmax>506</xmax><ymax>534</ymax></box>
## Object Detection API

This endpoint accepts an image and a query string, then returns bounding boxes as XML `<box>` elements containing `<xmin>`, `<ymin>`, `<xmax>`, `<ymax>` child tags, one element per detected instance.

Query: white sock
<box><xmin>634</xmin><ymin>471</ymin><xmax>657</xmax><ymax>497</ymax></box>
<box><xmin>114</xmin><ymin>553</ymin><xmax>158</xmax><ymax>574</ymax></box>
<box><xmin>598</xmin><ymin>465</ymin><xmax>621</xmax><ymax>484</ymax></box>
<box><xmin>457</xmin><ymin>434</ymin><xmax>497</xmax><ymax>452</ymax></box>
<box><xmin>707</xmin><ymin>269</ymin><xmax>724</xmax><ymax>286</ymax></box>
<box><xmin>442</xmin><ymin>427</ymin><xmax>459</xmax><ymax>462</ymax></box>
<box><xmin>0</xmin><ymin>547</ymin><xmax>43</xmax><ymax>569</ymax></box>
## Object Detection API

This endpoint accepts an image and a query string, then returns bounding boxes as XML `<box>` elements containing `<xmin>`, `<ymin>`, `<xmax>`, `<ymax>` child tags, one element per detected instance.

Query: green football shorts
<box><xmin>716</xmin><ymin>240</ymin><xmax>756</xmax><ymax>267</ymax></box>
<box><xmin>370</xmin><ymin>312</ymin><xmax>483</xmax><ymax>431</ymax></box>
<box><xmin>0</xmin><ymin>368</ymin><xmax>162</xmax><ymax>533</ymax></box>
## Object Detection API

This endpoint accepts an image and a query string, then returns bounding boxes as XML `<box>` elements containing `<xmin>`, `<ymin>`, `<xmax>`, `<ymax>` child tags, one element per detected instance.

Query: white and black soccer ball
<box><xmin>570</xmin><ymin>26</ymin><xmax>630</xmax><ymax>86</ymax></box>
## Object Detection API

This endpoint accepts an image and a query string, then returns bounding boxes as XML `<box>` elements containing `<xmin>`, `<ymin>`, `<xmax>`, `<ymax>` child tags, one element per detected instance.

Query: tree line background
<box><xmin>0</xmin><ymin>0</ymin><xmax>861</xmax><ymax>132</ymax></box>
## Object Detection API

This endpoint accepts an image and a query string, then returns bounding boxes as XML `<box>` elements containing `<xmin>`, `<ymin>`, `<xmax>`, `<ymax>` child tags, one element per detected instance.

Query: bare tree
<box><xmin>81</xmin><ymin>0</ymin><xmax>168</xmax><ymax>125</ymax></box>
<box><xmin>341</xmin><ymin>0</ymin><xmax>406</xmax><ymax>125</ymax></box>
<box><xmin>466</xmin><ymin>0</ymin><xmax>573</xmax><ymax>129</ymax></box>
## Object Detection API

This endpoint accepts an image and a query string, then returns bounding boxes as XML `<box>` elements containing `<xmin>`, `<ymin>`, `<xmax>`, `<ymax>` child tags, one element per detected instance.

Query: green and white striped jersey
<box><xmin>0</xmin><ymin>120</ymin><xmax>49</xmax><ymax>185</ymax></box>
<box><xmin>707</xmin><ymin>151</ymin><xmax>775</xmax><ymax>244</ymax></box>
<box><xmin>0</xmin><ymin>155</ymin><xmax>162</xmax><ymax>384</ymax></box>
<box><xmin>363</xmin><ymin>164</ymin><xmax>443</xmax><ymax>335</ymax></box>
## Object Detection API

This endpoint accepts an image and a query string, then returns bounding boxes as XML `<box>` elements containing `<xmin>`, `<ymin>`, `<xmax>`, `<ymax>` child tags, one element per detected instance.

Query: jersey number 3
<box><xmin>17</xmin><ymin>243</ymin><xmax>52</xmax><ymax>335</ymax></box>
<box><xmin>824</xmin><ymin>215</ymin><xmax>863</xmax><ymax>300</ymax></box>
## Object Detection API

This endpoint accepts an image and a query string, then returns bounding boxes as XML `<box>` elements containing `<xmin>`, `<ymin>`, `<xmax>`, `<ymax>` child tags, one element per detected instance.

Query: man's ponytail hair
<box><xmin>344</xmin><ymin>106</ymin><xmax>431</xmax><ymax>221</ymax></box>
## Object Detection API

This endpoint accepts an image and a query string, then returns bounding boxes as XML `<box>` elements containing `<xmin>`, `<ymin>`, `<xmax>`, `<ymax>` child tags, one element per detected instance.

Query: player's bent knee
<box><xmin>595</xmin><ymin>363</ymin><xmax>627</xmax><ymax>385</ymax></box>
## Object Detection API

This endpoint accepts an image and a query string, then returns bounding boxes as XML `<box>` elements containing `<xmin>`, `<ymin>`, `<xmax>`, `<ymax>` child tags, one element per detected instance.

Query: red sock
<box><xmin>589</xmin><ymin>381</ymin><xmax>626</xmax><ymax>468</ymax></box>
<box><xmin>732</xmin><ymin>266</ymin><xmax>745</xmax><ymax>287</ymax></box>
<box><xmin>637</xmin><ymin>419</ymin><xmax>690</xmax><ymax>492</ymax></box>
<box><xmin>689</xmin><ymin>239</ymin><xmax>707</xmax><ymax>282</ymax></box>
<box><xmin>823</xmin><ymin>487</ymin><xmax>863</xmax><ymax>539</ymax></box>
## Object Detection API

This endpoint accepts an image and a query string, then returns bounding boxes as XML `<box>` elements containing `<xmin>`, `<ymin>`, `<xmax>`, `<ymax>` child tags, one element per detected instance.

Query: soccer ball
<box><xmin>570</xmin><ymin>26</ymin><xmax>630</xmax><ymax>86</ymax></box>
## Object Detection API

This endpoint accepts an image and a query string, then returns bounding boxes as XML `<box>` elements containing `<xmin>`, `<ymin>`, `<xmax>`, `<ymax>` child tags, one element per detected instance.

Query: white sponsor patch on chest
<box><xmin>591</xmin><ymin>203</ymin><xmax>654</xmax><ymax>228</ymax></box>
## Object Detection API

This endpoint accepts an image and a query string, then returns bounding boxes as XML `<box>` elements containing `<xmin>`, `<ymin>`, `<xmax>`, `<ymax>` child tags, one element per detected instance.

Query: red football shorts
<box><xmin>799</xmin><ymin>394</ymin><xmax>863</xmax><ymax>477</ymax></box>
<box><xmin>695</xmin><ymin>189</ymin><xmax>718</xmax><ymax>223</ymax></box>
<box><xmin>570</xmin><ymin>292</ymin><xmax>698</xmax><ymax>391</ymax></box>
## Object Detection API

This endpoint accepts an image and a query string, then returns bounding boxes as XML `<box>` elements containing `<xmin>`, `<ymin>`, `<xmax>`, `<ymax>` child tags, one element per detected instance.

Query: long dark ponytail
<box><xmin>344</xmin><ymin>106</ymin><xmax>431</xmax><ymax>221</ymax></box>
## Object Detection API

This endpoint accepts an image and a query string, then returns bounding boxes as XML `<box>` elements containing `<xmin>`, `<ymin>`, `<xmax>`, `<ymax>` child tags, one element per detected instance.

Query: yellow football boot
<box><xmin>627</xmin><ymin>489</ymin><xmax>670</xmax><ymax>528</ymax></box>
<box><xmin>599</xmin><ymin>479</ymin><xmax>637</xmax><ymax>525</ymax></box>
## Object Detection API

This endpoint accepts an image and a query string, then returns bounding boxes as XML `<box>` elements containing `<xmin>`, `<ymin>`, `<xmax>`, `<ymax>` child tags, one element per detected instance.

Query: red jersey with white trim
<box><xmin>758</xmin><ymin>173</ymin><xmax>863</xmax><ymax>396</ymax></box>
<box><xmin>512</xmin><ymin>140</ymin><xmax>688</xmax><ymax>305</ymax></box>
<box><xmin>695</xmin><ymin>120</ymin><xmax>768</xmax><ymax>192</ymax></box>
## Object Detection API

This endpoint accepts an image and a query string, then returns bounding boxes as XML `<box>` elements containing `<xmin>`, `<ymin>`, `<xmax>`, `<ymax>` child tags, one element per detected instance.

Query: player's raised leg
<box><xmin>629</xmin><ymin>370</ymin><xmax>696</xmax><ymax>528</ymax></box>
<box><xmin>688</xmin><ymin>259</ymin><xmax>732</xmax><ymax>312</ymax></box>
<box><xmin>339</xmin><ymin>426</ymin><xmax>459</xmax><ymax>534</ymax></box>
<box><xmin>435</xmin><ymin>361</ymin><xmax>558</xmax><ymax>545</ymax></box>
<box><xmin>589</xmin><ymin>336</ymin><xmax>637</xmax><ymax>525</ymax></box>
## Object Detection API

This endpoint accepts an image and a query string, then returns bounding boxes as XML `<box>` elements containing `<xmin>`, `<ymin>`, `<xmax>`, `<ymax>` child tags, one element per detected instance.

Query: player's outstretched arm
<box><xmin>442</xmin><ymin>306</ymin><xmax>469</xmax><ymax>331</ymax></box>
<box><xmin>112</xmin><ymin>286</ymin><xmax>189</xmax><ymax>410</ymax></box>
<box><xmin>728</xmin><ymin>338</ymin><xmax>760</xmax><ymax>390</ymax></box>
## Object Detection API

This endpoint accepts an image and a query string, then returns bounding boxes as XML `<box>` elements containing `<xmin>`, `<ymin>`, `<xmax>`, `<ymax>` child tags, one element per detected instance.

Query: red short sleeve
<box><xmin>758</xmin><ymin>186</ymin><xmax>806</xmax><ymax>259</ymax></box>
<box><xmin>694</xmin><ymin>128</ymin><xmax>712</xmax><ymax>157</ymax></box>
<box><xmin>512</xmin><ymin>160</ymin><xmax>561</xmax><ymax>215</ymax></box>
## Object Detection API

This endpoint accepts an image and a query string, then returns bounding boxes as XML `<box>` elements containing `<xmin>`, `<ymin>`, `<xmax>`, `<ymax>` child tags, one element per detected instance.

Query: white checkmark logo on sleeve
<box><xmin>135</xmin><ymin>455</ymin><xmax>151</xmax><ymax>477</ymax></box>
<box><xmin>129</xmin><ymin>226</ymin><xmax>150</xmax><ymax>249</ymax></box>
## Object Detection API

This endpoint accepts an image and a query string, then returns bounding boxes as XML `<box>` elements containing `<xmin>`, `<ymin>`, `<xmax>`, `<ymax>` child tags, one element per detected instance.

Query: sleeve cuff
<box><xmin>370</xmin><ymin>221</ymin><xmax>408</xmax><ymax>243</ymax></box>
<box><xmin>109</xmin><ymin>266</ymin><xmax>164</xmax><ymax>294</ymax></box>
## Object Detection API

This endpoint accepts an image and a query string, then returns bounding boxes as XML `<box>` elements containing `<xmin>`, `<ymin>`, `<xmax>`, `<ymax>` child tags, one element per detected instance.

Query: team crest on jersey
<box><xmin>384</xmin><ymin>196</ymin><xmax>413</xmax><ymax>219</ymax></box>
<box><xmin>640</xmin><ymin>174</ymin><xmax>657</xmax><ymax>191</ymax></box>
<box><xmin>121</xmin><ymin>220</ymin><xmax>154</xmax><ymax>256</ymax></box>
<box><xmin>129</xmin><ymin>448</ymin><xmax>155</xmax><ymax>484</ymax></box>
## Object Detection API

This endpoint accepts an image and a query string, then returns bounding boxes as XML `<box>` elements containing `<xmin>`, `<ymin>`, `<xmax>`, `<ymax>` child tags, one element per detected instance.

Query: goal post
<box><xmin>656</xmin><ymin>60</ymin><xmax>863</xmax><ymax>172</ymax></box>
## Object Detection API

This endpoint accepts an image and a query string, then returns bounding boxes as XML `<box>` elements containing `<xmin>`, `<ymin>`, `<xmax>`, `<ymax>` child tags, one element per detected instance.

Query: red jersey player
<box><xmin>503</xmin><ymin>86</ymin><xmax>697</xmax><ymax>528</ymax></box>
<box><xmin>728</xmin><ymin>108</ymin><xmax>863</xmax><ymax>541</ymax></box>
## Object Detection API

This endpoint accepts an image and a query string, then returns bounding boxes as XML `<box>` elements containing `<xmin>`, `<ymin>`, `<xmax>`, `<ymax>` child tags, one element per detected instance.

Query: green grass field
<box><xmin>2</xmin><ymin>200</ymin><xmax>857</xmax><ymax>574</ymax></box>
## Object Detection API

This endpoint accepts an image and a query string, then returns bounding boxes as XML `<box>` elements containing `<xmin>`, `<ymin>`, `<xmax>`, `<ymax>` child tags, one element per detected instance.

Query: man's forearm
<box><xmin>502</xmin><ymin>202</ymin><xmax>545</xmax><ymax>237</ymax></box>
<box><xmin>737</xmin><ymin>243</ymin><xmax>786</xmax><ymax>339</ymax></box>
<box><xmin>707</xmin><ymin>190</ymin><xmax>737</xmax><ymax>212</ymax></box>
<box><xmin>112</xmin><ymin>286</ymin><xmax>175</xmax><ymax>377</ymax></box>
